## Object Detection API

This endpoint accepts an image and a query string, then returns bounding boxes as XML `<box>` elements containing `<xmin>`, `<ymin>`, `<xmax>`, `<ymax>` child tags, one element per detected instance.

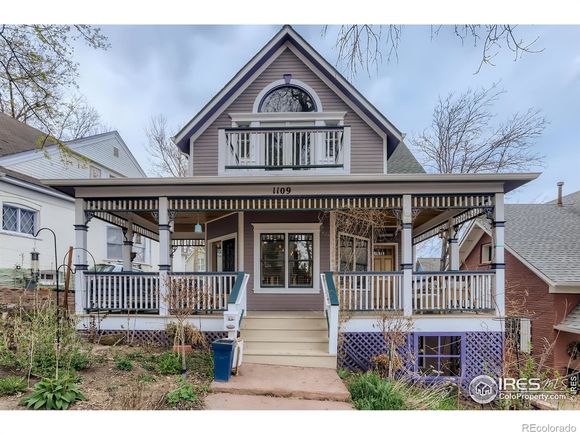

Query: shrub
<box><xmin>115</xmin><ymin>355</ymin><xmax>134</xmax><ymax>371</ymax></box>
<box><xmin>165</xmin><ymin>322</ymin><xmax>207</xmax><ymax>349</ymax></box>
<box><xmin>155</xmin><ymin>352</ymin><xmax>182</xmax><ymax>375</ymax></box>
<box><xmin>348</xmin><ymin>372</ymin><xmax>406</xmax><ymax>410</ymax></box>
<box><xmin>21</xmin><ymin>375</ymin><xmax>85</xmax><ymax>410</ymax></box>
<box><xmin>166</xmin><ymin>379</ymin><xmax>199</xmax><ymax>406</ymax></box>
<box><xmin>186</xmin><ymin>350</ymin><xmax>213</xmax><ymax>380</ymax></box>
<box><xmin>136</xmin><ymin>373</ymin><xmax>157</xmax><ymax>383</ymax></box>
<box><xmin>0</xmin><ymin>376</ymin><xmax>27</xmax><ymax>396</ymax></box>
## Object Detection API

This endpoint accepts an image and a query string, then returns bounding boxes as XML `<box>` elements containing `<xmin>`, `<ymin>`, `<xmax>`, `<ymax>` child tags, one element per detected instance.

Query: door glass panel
<box><xmin>288</xmin><ymin>233</ymin><xmax>313</xmax><ymax>287</ymax></box>
<box><xmin>260</xmin><ymin>233</ymin><xmax>285</xmax><ymax>287</ymax></box>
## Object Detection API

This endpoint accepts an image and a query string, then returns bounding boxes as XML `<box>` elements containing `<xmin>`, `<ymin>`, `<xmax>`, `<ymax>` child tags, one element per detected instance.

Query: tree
<box><xmin>53</xmin><ymin>94</ymin><xmax>106</xmax><ymax>141</ymax></box>
<box><xmin>412</xmin><ymin>85</ymin><xmax>546</xmax><ymax>174</ymax></box>
<box><xmin>145</xmin><ymin>114</ymin><xmax>188</xmax><ymax>177</ymax></box>
<box><xmin>324</xmin><ymin>25</ymin><xmax>541</xmax><ymax>78</ymax></box>
<box><xmin>0</xmin><ymin>25</ymin><xmax>108</xmax><ymax>147</ymax></box>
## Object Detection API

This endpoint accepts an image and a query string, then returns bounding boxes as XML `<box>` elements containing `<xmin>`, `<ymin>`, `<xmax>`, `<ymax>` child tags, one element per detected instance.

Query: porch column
<box><xmin>493</xmin><ymin>193</ymin><xmax>506</xmax><ymax>319</ymax></box>
<box><xmin>158</xmin><ymin>197</ymin><xmax>171</xmax><ymax>315</ymax></box>
<box><xmin>73</xmin><ymin>198</ymin><xmax>88</xmax><ymax>315</ymax></box>
<box><xmin>401</xmin><ymin>195</ymin><xmax>413</xmax><ymax>317</ymax></box>
<box><xmin>448</xmin><ymin>219</ymin><xmax>459</xmax><ymax>270</ymax></box>
<box><xmin>122</xmin><ymin>220</ymin><xmax>133</xmax><ymax>272</ymax></box>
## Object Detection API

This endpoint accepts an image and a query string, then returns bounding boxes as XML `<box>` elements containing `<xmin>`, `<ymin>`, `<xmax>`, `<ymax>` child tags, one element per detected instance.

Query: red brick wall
<box><xmin>463</xmin><ymin>233</ymin><xmax>580</xmax><ymax>374</ymax></box>
<box><xmin>0</xmin><ymin>287</ymin><xmax>75</xmax><ymax>313</ymax></box>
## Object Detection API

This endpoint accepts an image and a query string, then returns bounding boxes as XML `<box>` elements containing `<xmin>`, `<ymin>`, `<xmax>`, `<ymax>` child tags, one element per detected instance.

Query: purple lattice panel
<box><xmin>339</xmin><ymin>332</ymin><xmax>414</xmax><ymax>372</ymax></box>
<box><xmin>87</xmin><ymin>330</ymin><xmax>228</xmax><ymax>348</ymax></box>
<box><xmin>462</xmin><ymin>331</ymin><xmax>504</xmax><ymax>392</ymax></box>
<box><xmin>204</xmin><ymin>331</ymin><xmax>228</xmax><ymax>343</ymax></box>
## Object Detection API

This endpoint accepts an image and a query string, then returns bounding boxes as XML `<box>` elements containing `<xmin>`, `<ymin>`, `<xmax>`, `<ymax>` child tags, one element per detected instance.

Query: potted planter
<box><xmin>173</xmin><ymin>344</ymin><xmax>193</xmax><ymax>354</ymax></box>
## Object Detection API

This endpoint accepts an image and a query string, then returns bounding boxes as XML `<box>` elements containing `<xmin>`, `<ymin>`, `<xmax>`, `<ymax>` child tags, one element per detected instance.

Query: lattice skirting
<box><xmin>339</xmin><ymin>331</ymin><xmax>504</xmax><ymax>392</ymax></box>
<box><xmin>83</xmin><ymin>329</ymin><xmax>227</xmax><ymax>347</ymax></box>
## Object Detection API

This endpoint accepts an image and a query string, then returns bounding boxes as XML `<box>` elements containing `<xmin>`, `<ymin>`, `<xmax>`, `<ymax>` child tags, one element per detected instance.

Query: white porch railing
<box><xmin>411</xmin><ymin>271</ymin><xmax>495</xmax><ymax>313</ymax></box>
<box><xmin>224</xmin><ymin>272</ymin><xmax>250</xmax><ymax>339</ymax></box>
<box><xmin>168</xmin><ymin>272</ymin><xmax>238</xmax><ymax>312</ymax></box>
<box><xmin>337</xmin><ymin>272</ymin><xmax>403</xmax><ymax>311</ymax></box>
<box><xmin>320</xmin><ymin>272</ymin><xmax>339</xmax><ymax>355</ymax></box>
<box><xmin>86</xmin><ymin>272</ymin><xmax>160</xmax><ymax>313</ymax></box>
<box><xmin>220</xmin><ymin>126</ymin><xmax>350</xmax><ymax>172</ymax></box>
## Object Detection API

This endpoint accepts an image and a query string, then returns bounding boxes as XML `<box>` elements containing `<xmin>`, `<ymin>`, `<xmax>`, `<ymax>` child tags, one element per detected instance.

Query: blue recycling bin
<box><xmin>211</xmin><ymin>339</ymin><xmax>236</xmax><ymax>382</ymax></box>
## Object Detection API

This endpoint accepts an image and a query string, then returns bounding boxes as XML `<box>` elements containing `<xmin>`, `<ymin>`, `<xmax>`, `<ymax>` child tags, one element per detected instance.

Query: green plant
<box><xmin>115</xmin><ymin>355</ymin><xmax>134</xmax><ymax>371</ymax></box>
<box><xmin>348</xmin><ymin>371</ymin><xmax>406</xmax><ymax>410</ymax></box>
<box><xmin>155</xmin><ymin>351</ymin><xmax>182</xmax><ymax>375</ymax></box>
<box><xmin>21</xmin><ymin>375</ymin><xmax>85</xmax><ymax>410</ymax></box>
<box><xmin>0</xmin><ymin>376</ymin><xmax>27</xmax><ymax>396</ymax></box>
<box><xmin>166</xmin><ymin>379</ymin><xmax>199</xmax><ymax>406</ymax></box>
<box><xmin>186</xmin><ymin>350</ymin><xmax>213</xmax><ymax>380</ymax></box>
<box><xmin>136</xmin><ymin>373</ymin><xmax>157</xmax><ymax>383</ymax></box>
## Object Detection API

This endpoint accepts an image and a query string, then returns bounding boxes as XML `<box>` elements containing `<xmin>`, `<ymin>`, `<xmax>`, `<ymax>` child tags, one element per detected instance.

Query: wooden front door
<box><xmin>372</xmin><ymin>245</ymin><xmax>397</xmax><ymax>309</ymax></box>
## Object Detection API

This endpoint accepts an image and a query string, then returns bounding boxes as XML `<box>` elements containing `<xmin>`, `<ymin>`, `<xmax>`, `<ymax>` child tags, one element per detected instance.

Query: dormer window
<box><xmin>259</xmin><ymin>85</ymin><xmax>316</xmax><ymax>113</ymax></box>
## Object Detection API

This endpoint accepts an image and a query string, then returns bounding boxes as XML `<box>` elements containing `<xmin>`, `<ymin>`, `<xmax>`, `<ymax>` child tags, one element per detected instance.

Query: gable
<box><xmin>192</xmin><ymin>47</ymin><xmax>387</xmax><ymax>176</ymax></box>
<box><xmin>175</xmin><ymin>26</ymin><xmax>404</xmax><ymax>159</ymax></box>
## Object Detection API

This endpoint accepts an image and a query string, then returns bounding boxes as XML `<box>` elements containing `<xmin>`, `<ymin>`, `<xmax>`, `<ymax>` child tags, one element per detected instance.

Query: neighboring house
<box><xmin>0</xmin><ymin>113</ymin><xmax>157</xmax><ymax>288</ymax></box>
<box><xmin>415</xmin><ymin>257</ymin><xmax>441</xmax><ymax>272</ymax></box>
<box><xmin>460</xmin><ymin>185</ymin><xmax>580</xmax><ymax>377</ymax></box>
<box><xmin>45</xmin><ymin>26</ymin><xmax>538</xmax><ymax>390</ymax></box>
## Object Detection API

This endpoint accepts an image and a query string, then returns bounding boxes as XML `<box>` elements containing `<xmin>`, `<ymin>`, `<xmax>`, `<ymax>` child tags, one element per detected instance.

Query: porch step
<box><xmin>240</xmin><ymin>311</ymin><xmax>335</xmax><ymax>369</ymax></box>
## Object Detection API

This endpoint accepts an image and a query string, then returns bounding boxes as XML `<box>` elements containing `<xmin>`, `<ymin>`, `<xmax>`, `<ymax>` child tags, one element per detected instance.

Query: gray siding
<box><xmin>244</xmin><ymin>211</ymin><xmax>328</xmax><ymax>311</ymax></box>
<box><xmin>193</xmin><ymin>48</ymin><xmax>384</xmax><ymax>175</ymax></box>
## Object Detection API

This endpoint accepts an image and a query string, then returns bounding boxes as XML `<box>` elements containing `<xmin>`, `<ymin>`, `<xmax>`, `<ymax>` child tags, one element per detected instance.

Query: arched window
<box><xmin>259</xmin><ymin>85</ymin><xmax>316</xmax><ymax>113</ymax></box>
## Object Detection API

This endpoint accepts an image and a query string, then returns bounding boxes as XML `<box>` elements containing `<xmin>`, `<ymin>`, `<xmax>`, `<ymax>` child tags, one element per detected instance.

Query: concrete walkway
<box><xmin>207</xmin><ymin>363</ymin><xmax>353</xmax><ymax>410</ymax></box>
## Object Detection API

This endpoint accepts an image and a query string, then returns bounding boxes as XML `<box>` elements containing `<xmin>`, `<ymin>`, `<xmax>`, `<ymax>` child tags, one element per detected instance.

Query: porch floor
<box><xmin>210</xmin><ymin>363</ymin><xmax>350</xmax><ymax>402</ymax></box>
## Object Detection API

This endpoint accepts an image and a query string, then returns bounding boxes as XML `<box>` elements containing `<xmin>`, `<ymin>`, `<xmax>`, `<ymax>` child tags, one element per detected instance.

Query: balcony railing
<box><xmin>219</xmin><ymin>125</ymin><xmax>350</xmax><ymax>172</ymax></box>
<box><xmin>411</xmin><ymin>271</ymin><xmax>495</xmax><ymax>313</ymax></box>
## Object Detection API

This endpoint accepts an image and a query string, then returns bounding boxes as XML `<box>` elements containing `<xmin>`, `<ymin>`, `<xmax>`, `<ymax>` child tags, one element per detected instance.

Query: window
<box><xmin>2</xmin><ymin>204</ymin><xmax>37</xmax><ymax>235</ymax></box>
<box><xmin>259</xmin><ymin>86</ymin><xmax>315</xmax><ymax>112</ymax></box>
<box><xmin>113</xmin><ymin>147</ymin><xmax>119</xmax><ymax>157</ymax></box>
<box><xmin>89</xmin><ymin>166</ymin><xmax>102</xmax><ymax>178</ymax></box>
<box><xmin>416</xmin><ymin>335</ymin><xmax>462</xmax><ymax>377</ymax></box>
<box><xmin>254</xmin><ymin>224</ymin><xmax>320</xmax><ymax>292</ymax></box>
<box><xmin>506</xmin><ymin>317</ymin><xmax>531</xmax><ymax>354</ymax></box>
<box><xmin>481</xmin><ymin>242</ymin><xmax>494</xmax><ymax>264</ymax></box>
<box><xmin>339</xmin><ymin>234</ymin><xmax>369</xmax><ymax>272</ymax></box>
<box><xmin>133</xmin><ymin>234</ymin><xmax>145</xmax><ymax>263</ymax></box>
<box><xmin>106</xmin><ymin>227</ymin><xmax>123</xmax><ymax>259</ymax></box>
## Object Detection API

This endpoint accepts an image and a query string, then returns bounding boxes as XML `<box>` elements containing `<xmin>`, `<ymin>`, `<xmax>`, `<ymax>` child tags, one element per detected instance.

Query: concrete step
<box><xmin>244</xmin><ymin>351</ymin><xmax>337</xmax><ymax>369</ymax></box>
<box><xmin>240</xmin><ymin>328</ymin><xmax>328</xmax><ymax>341</ymax></box>
<box><xmin>245</xmin><ymin>311</ymin><xmax>325</xmax><ymax>319</ymax></box>
<box><xmin>242</xmin><ymin>317</ymin><xmax>327</xmax><ymax>330</ymax></box>
<box><xmin>244</xmin><ymin>340</ymin><xmax>329</xmax><ymax>353</ymax></box>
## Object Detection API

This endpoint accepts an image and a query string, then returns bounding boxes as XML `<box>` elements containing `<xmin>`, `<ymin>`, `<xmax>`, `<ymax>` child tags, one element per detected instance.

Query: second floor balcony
<box><xmin>218</xmin><ymin>125</ymin><xmax>351</xmax><ymax>175</ymax></box>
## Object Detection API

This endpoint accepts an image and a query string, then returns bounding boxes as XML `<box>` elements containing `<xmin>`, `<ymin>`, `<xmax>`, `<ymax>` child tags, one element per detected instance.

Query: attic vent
<box><xmin>113</xmin><ymin>147</ymin><xmax>119</xmax><ymax>157</ymax></box>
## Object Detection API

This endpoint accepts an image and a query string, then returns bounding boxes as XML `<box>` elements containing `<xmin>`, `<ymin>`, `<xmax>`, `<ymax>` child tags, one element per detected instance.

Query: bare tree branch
<box><xmin>145</xmin><ymin>114</ymin><xmax>188</xmax><ymax>177</ymax></box>
<box><xmin>324</xmin><ymin>25</ymin><xmax>542</xmax><ymax>78</ymax></box>
<box><xmin>412</xmin><ymin>84</ymin><xmax>547</xmax><ymax>174</ymax></box>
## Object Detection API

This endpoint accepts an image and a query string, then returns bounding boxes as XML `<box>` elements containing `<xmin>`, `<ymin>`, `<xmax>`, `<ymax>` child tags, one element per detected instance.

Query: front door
<box><xmin>222</xmin><ymin>238</ymin><xmax>236</xmax><ymax>272</ymax></box>
<box><xmin>372</xmin><ymin>245</ymin><xmax>397</xmax><ymax>308</ymax></box>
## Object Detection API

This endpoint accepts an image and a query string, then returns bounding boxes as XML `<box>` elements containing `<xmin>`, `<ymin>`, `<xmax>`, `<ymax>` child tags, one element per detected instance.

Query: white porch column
<box><xmin>122</xmin><ymin>220</ymin><xmax>134</xmax><ymax>272</ymax></box>
<box><xmin>493</xmin><ymin>193</ymin><xmax>506</xmax><ymax>319</ymax></box>
<box><xmin>401</xmin><ymin>195</ymin><xmax>413</xmax><ymax>317</ymax></box>
<box><xmin>448</xmin><ymin>219</ymin><xmax>459</xmax><ymax>270</ymax></box>
<box><xmin>158</xmin><ymin>197</ymin><xmax>171</xmax><ymax>315</ymax></box>
<box><xmin>73</xmin><ymin>198</ymin><xmax>88</xmax><ymax>315</ymax></box>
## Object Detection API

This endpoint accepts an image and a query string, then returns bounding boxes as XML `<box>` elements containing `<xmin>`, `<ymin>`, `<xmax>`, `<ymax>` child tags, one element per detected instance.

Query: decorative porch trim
<box><xmin>170</xmin><ymin>239</ymin><xmax>205</xmax><ymax>247</ymax></box>
<box><xmin>85</xmin><ymin>198</ymin><xmax>159</xmax><ymax>212</ymax></box>
<box><xmin>412</xmin><ymin>194</ymin><xmax>494</xmax><ymax>209</ymax></box>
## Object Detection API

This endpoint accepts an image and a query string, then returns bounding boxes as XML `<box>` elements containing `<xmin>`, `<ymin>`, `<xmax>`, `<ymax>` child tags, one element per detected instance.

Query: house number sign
<box><xmin>272</xmin><ymin>186</ymin><xmax>292</xmax><ymax>195</ymax></box>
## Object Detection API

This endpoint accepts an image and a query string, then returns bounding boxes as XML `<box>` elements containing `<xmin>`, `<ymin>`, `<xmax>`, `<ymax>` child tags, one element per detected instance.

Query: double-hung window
<box><xmin>339</xmin><ymin>233</ymin><xmax>369</xmax><ymax>272</ymax></box>
<box><xmin>254</xmin><ymin>224</ymin><xmax>320</xmax><ymax>292</ymax></box>
<box><xmin>106</xmin><ymin>227</ymin><xmax>123</xmax><ymax>260</ymax></box>
<box><xmin>416</xmin><ymin>334</ymin><xmax>462</xmax><ymax>378</ymax></box>
<box><xmin>2</xmin><ymin>204</ymin><xmax>37</xmax><ymax>235</ymax></box>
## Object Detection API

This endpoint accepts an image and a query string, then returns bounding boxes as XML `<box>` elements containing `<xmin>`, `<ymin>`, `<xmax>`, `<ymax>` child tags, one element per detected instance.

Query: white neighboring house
<box><xmin>0</xmin><ymin>113</ymin><xmax>158</xmax><ymax>287</ymax></box>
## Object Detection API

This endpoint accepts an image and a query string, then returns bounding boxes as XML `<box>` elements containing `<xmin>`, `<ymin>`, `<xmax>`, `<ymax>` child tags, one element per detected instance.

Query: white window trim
<box><xmin>252</xmin><ymin>222</ymin><xmax>321</xmax><ymax>294</ymax></box>
<box><xmin>1</xmin><ymin>202</ymin><xmax>39</xmax><ymax>236</ymax></box>
<box><xmin>338</xmin><ymin>232</ymin><xmax>370</xmax><ymax>272</ymax></box>
<box><xmin>252</xmin><ymin>78</ymin><xmax>324</xmax><ymax>113</ymax></box>
<box><xmin>207</xmin><ymin>232</ymin><xmax>237</xmax><ymax>272</ymax></box>
<box><xmin>481</xmin><ymin>242</ymin><xmax>494</xmax><ymax>264</ymax></box>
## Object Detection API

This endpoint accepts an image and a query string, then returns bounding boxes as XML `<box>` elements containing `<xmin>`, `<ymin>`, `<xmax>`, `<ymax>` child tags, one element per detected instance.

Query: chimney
<box><xmin>557</xmin><ymin>181</ymin><xmax>564</xmax><ymax>207</ymax></box>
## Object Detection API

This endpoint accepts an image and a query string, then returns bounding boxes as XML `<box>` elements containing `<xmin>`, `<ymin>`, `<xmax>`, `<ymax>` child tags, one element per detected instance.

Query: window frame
<box><xmin>338</xmin><ymin>232</ymin><xmax>370</xmax><ymax>272</ymax></box>
<box><xmin>252</xmin><ymin>223</ymin><xmax>321</xmax><ymax>294</ymax></box>
<box><xmin>1</xmin><ymin>203</ymin><xmax>38</xmax><ymax>236</ymax></box>
<box><xmin>480</xmin><ymin>242</ymin><xmax>494</xmax><ymax>264</ymax></box>
<box><xmin>106</xmin><ymin>226</ymin><xmax>123</xmax><ymax>260</ymax></box>
<box><xmin>414</xmin><ymin>333</ymin><xmax>465</xmax><ymax>380</ymax></box>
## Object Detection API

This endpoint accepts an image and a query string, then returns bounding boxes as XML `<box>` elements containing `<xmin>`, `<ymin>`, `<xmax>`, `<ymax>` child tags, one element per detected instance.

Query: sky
<box><xmin>72</xmin><ymin>25</ymin><xmax>580</xmax><ymax>204</ymax></box>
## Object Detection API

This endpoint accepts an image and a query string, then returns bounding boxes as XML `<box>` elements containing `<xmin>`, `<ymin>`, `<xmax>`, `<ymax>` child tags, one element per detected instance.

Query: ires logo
<box><xmin>498</xmin><ymin>378</ymin><xmax>542</xmax><ymax>391</ymax></box>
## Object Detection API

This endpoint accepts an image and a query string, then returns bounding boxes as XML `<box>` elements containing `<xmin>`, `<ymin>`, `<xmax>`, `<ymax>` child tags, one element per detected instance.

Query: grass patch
<box><xmin>166</xmin><ymin>378</ymin><xmax>200</xmax><ymax>407</ymax></box>
<box><xmin>114</xmin><ymin>355</ymin><xmax>134</xmax><ymax>371</ymax></box>
<box><xmin>0</xmin><ymin>376</ymin><xmax>27</xmax><ymax>396</ymax></box>
<box><xmin>344</xmin><ymin>371</ymin><xmax>460</xmax><ymax>410</ymax></box>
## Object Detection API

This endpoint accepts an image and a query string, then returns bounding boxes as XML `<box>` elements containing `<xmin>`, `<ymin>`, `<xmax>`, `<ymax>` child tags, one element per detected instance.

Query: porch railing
<box><xmin>321</xmin><ymin>272</ymin><xmax>339</xmax><ymax>355</ymax></box>
<box><xmin>167</xmin><ymin>272</ymin><xmax>238</xmax><ymax>313</ymax></box>
<box><xmin>224</xmin><ymin>272</ymin><xmax>250</xmax><ymax>338</ymax></box>
<box><xmin>337</xmin><ymin>272</ymin><xmax>403</xmax><ymax>311</ymax></box>
<box><xmin>411</xmin><ymin>271</ymin><xmax>495</xmax><ymax>313</ymax></box>
<box><xmin>220</xmin><ymin>126</ymin><xmax>349</xmax><ymax>171</ymax></box>
<box><xmin>86</xmin><ymin>272</ymin><xmax>160</xmax><ymax>313</ymax></box>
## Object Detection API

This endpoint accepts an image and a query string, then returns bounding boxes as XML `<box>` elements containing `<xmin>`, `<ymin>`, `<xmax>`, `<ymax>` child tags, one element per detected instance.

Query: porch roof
<box><xmin>44</xmin><ymin>172</ymin><xmax>540</xmax><ymax>197</ymax></box>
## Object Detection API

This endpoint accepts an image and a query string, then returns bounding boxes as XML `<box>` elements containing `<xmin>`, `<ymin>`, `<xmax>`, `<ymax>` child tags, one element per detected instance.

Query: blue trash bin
<box><xmin>211</xmin><ymin>339</ymin><xmax>236</xmax><ymax>382</ymax></box>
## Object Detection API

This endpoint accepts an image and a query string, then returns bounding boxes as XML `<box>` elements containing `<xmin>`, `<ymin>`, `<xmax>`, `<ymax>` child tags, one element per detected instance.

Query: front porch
<box><xmin>48</xmin><ymin>174</ymin><xmax>524</xmax><ymax>352</ymax></box>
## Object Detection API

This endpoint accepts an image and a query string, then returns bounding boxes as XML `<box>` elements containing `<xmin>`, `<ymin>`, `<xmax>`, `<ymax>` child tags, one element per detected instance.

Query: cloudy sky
<box><xmin>73</xmin><ymin>25</ymin><xmax>580</xmax><ymax>203</ymax></box>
